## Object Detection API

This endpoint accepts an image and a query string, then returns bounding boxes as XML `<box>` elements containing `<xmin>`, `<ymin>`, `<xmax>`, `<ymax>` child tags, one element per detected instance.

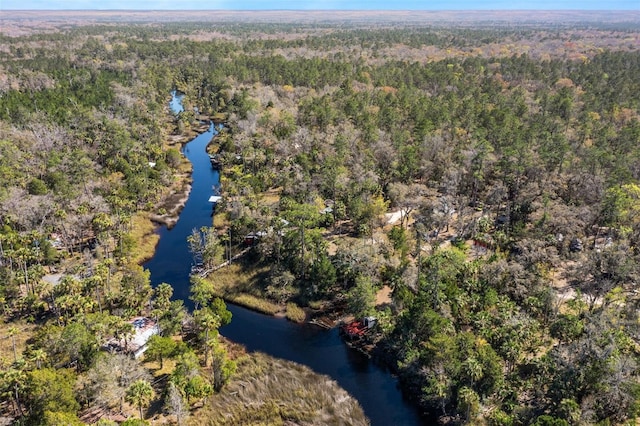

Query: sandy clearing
<box><xmin>376</xmin><ymin>285</ymin><xmax>392</xmax><ymax>306</ymax></box>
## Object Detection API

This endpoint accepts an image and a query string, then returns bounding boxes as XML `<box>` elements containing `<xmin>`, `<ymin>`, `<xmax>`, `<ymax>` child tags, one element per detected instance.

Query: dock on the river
<box><xmin>209</xmin><ymin>154</ymin><xmax>222</xmax><ymax>169</ymax></box>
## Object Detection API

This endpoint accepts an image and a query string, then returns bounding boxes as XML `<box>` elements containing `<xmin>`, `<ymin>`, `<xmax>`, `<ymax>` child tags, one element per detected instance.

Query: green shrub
<box><xmin>27</xmin><ymin>178</ymin><xmax>48</xmax><ymax>195</ymax></box>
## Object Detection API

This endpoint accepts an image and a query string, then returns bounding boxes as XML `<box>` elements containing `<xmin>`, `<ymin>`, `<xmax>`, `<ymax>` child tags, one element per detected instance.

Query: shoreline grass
<box><xmin>206</xmin><ymin>262</ymin><xmax>268</xmax><ymax>292</ymax></box>
<box><xmin>223</xmin><ymin>293</ymin><xmax>282</xmax><ymax>316</ymax></box>
<box><xmin>191</xmin><ymin>352</ymin><xmax>369</xmax><ymax>426</ymax></box>
<box><xmin>285</xmin><ymin>302</ymin><xmax>306</xmax><ymax>323</ymax></box>
<box><xmin>128</xmin><ymin>212</ymin><xmax>160</xmax><ymax>265</ymax></box>
<box><xmin>205</xmin><ymin>262</ymin><xmax>292</xmax><ymax>317</ymax></box>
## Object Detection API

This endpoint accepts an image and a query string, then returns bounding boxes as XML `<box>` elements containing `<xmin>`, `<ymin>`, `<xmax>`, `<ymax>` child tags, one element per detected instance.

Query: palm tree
<box><xmin>2</xmin><ymin>363</ymin><xmax>26</xmax><ymax>417</ymax></box>
<box><xmin>29</xmin><ymin>348</ymin><xmax>48</xmax><ymax>369</ymax></box>
<box><xmin>8</xmin><ymin>326</ymin><xmax>19</xmax><ymax>362</ymax></box>
<box><xmin>113</xmin><ymin>319</ymin><xmax>134</xmax><ymax>352</ymax></box>
<box><xmin>126</xmin><ymin>379</ymin><xmax>155</xmax><ymax>420</ymax></box>
<box><xmin>458</xmin><ymin>386</ymin><xmax>479</xmax><ymax>422</ymax></box>
<box><xmin>462</xmin><ymin>356</ymin><xmax>483</xmax><ymax>387</ymax></box>
<box><xmin>195</xmin><ymin>309</ymin><xmax>220</xmax><ymax>367</ymax></box>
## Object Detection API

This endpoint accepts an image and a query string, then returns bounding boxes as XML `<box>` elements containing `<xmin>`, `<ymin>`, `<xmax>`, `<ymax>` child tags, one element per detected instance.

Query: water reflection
<box><xmin>144</xmin><ymin>93</ymin><xmax>428</xmax><ymax>425</ymax></box>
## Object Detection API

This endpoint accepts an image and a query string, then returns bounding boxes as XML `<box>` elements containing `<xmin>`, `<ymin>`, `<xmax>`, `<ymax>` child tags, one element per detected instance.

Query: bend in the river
<box><xmin>144</xmin><ymin>92</ymin><xmax>428</xmax><ymax>426</ymax></box>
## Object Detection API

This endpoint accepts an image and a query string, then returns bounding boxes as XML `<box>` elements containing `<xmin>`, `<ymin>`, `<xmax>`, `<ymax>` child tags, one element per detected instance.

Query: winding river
<box><xmin>144</xmin><ymin>93</ymin><xmax>428</xmax><ymax>426</ymax></box>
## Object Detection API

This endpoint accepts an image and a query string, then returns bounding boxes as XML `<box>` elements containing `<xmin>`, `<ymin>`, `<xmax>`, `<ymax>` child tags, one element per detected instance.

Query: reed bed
<box><xmin>128</xmin><ymin>212</ymin><xmax>160</xmax><ymax>264</ymax></box>
<box><xmin>192</xmin><ymin>352</ymin><xmax>369</xmax><ymax>425</ymax></box>
<box><xmin>285</xmin><ymin>302</ymin><xmax>306</xmax><ymax>323</ymax></box>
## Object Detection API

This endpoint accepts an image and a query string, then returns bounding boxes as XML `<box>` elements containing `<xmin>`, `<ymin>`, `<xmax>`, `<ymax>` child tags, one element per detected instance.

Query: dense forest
<box><xmin>1</xmin><ymin>13</ymin><xmax>640</xmax><ymax>425</ymax></box>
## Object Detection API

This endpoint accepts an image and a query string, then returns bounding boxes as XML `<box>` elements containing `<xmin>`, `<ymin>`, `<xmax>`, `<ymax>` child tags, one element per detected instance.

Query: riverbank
<box><xmin>149</xmin><ymin>121</ymin><xmax>211</xmax><ymax>228</ymax></box>
<box><xmin>198</xmin><ymin>245</ymin><xmax>427</xmax><ymax>417</ymax></box>
<box><xmin>140</xmin><ymin>93</ymin><xmax>428</xmax><ymax>425</ymax></box>
<box><xmin>132</xmin><ymin>118</ymin><xmax>214</xmax><ymax>264</ymax></box>
<box><xmin>201</xmin><ymin>261</ymin><xmax>308</xmax><ymax>322</ymax></box>
<box><xmin>202</xmin><ymin>253</ymin><xmax>393</xmax><ymax>332</ymax></box>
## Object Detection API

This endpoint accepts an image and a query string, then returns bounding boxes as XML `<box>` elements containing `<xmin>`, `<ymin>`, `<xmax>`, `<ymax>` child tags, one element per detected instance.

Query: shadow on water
<box><xmin>144</xmin><ymin>93</ymin><xmax>429</xmax><ymax>426</ymax></box>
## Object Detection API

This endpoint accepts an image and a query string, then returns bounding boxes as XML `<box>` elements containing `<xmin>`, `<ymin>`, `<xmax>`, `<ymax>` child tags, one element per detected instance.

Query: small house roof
<box><xmin>103</xmin><ymin>317</ymin><xmax>159</xmax><ymax>358</ymax></box>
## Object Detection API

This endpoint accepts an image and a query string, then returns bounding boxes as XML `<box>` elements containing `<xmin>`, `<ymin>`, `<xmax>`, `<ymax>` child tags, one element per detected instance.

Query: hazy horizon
<box><xmin>2</xmin><ymin>0</ymin><xmax>639</xmax><ymax>11</ymax></box>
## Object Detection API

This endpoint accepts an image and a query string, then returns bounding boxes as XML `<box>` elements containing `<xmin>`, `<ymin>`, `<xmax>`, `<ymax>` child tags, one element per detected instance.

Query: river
<box><xmin>144</xmin><ymin>92</ymin><xmax>428</xmax><ymax>426</ymax></box>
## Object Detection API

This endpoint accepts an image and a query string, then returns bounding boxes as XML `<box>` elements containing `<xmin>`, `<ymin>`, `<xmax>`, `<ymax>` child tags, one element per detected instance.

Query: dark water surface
<box><xmin>144</xmin><ymin>94</ymin><xmax>428</xmax><ymax>425</ymax></box>
<box><xmin>144</xmin><ymin>120</ymin><xmax>219</xmax><ymax>302</ymax></box>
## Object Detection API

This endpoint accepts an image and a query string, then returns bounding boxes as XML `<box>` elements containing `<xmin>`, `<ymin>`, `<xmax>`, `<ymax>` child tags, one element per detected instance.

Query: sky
<box><xmin>1</xmin><ymin>0</ymin><xmax>639</xmax><ymax>10</ymax></box>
